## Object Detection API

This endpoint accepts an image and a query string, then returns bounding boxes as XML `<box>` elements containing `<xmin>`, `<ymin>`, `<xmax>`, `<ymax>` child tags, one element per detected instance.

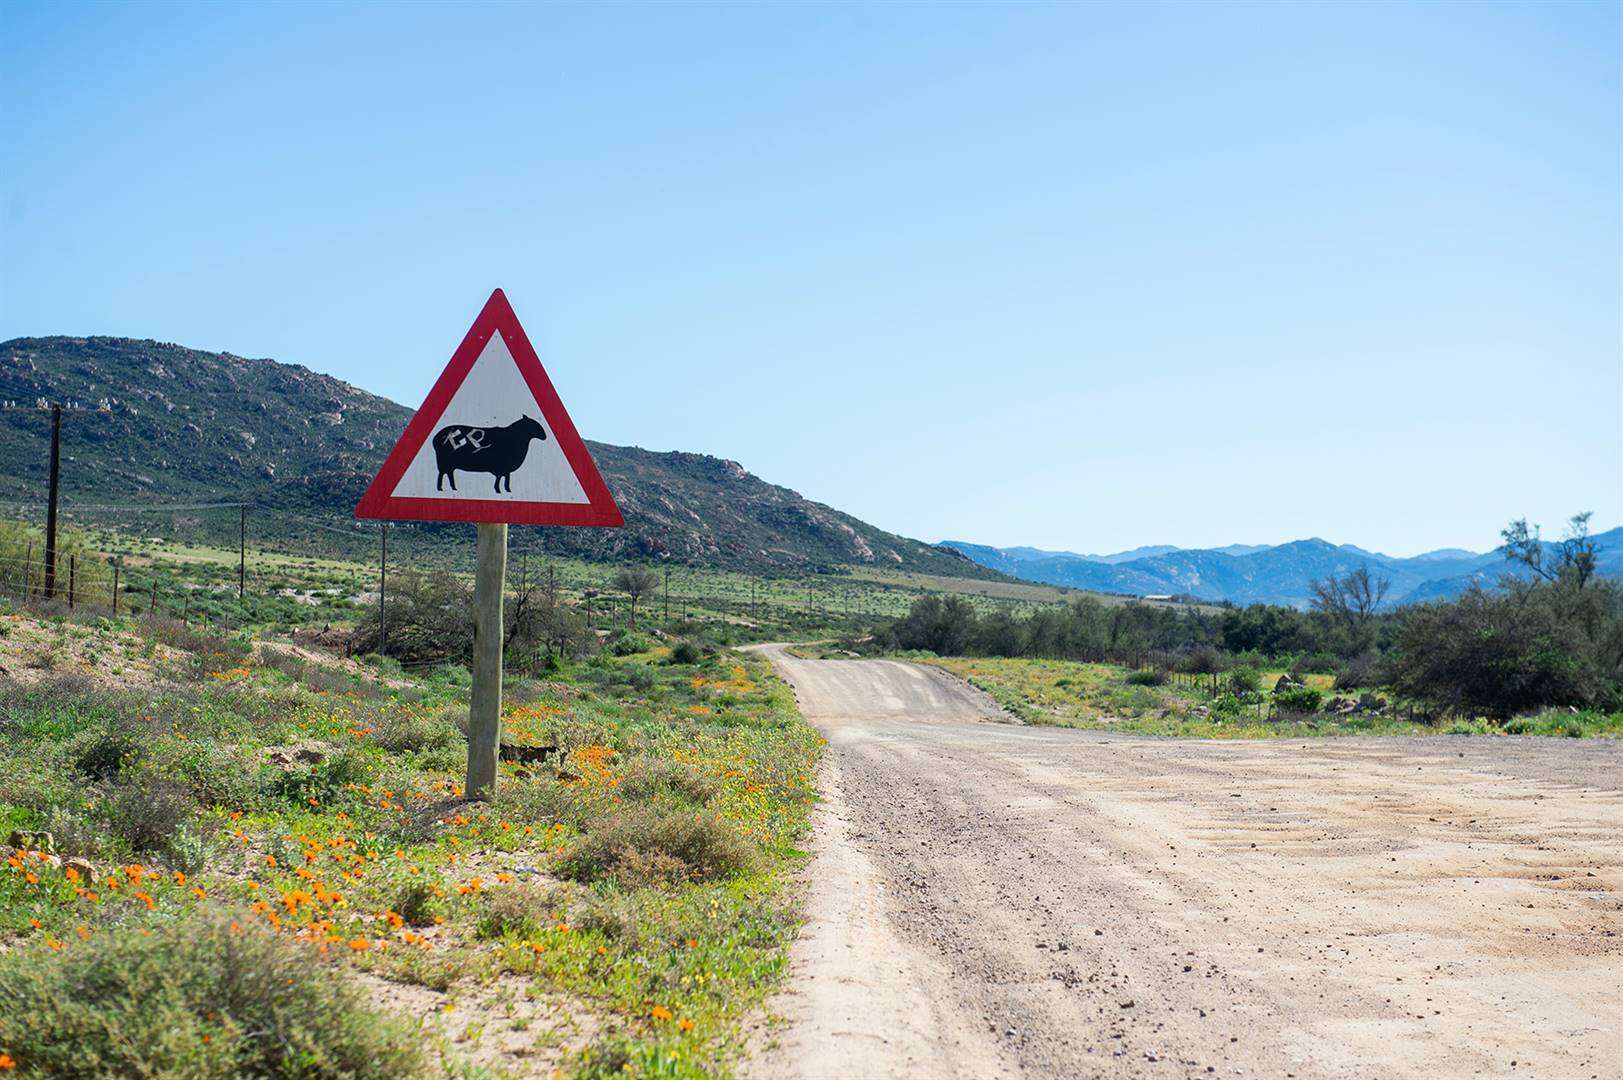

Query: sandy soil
<box><xmin>0</xmin><ymin>611</ymin><xmax>181</xmax><ymax>689</ymax></box>
<box><xmin>749</xmin><ymin>645</ymin><xmax>1623</xmax><ymax>1079</ymax></box>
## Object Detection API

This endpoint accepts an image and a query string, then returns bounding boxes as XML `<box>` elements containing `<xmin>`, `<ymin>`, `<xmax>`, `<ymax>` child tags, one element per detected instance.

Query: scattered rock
<box><xmin>264</xmin><ymin>742</ymin><xmax>332</xmax><ymax>770</ymax></box>
<box><xmin>8</xmin><ymin>829</ymin><xmax>54</xmax><ymax>852</ymax></box>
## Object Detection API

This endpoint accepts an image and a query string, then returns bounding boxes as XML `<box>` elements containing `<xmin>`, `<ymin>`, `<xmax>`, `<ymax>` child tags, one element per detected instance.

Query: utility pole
<box><xmin>238</xmin><ymin>503</ymin><xmax>247</xmax><ymax>599</ymax></box>
<box><xmin>664</xmin><ymin>566</ymin><xmax>670</xmax><ymax>622</ymax></box>
<box><xmin>44</xmin><ymin>404</ymin><xmax>60</xmax><ymax>600</ymax></box>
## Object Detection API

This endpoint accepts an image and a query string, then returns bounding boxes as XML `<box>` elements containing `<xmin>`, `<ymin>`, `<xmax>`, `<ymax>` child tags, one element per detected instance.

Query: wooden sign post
<box><xmin>466</xmin><ymin>523</ymin><xmax>508</xmax><ymax>797</ymax></box>
<box><xmin>355</xmin><ymin>290</ymin><xmax>622</xmax><ymax>800</ymax></box>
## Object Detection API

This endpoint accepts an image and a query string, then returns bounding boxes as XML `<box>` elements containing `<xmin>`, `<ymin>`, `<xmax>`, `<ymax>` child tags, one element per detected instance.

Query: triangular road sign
<box><xmin>355</xmin><ymin>289</ymin><xmax>623</xmax><ymax>527</ymax></box>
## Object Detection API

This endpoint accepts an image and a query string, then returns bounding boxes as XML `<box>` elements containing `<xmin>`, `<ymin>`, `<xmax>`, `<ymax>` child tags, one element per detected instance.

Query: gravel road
<box><xmin>747</xmin><ymin>645</ymin><xmax>1623</xmax><ymax>1079</ymax></box>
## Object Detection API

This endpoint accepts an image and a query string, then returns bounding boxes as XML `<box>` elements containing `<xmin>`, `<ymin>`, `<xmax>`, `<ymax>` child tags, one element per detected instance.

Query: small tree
<box><xmin>1183</xmin><ymin>645</ymin><xmax>1225</xmax><ymax>696</ymax></box>
<box><xmin>1310</xmin><ymin>564</ymin><xmax>1389</xmax><ymax>652</ymax></box>
<box><xmin>1227</xmin><ymin>664</ymin><xmax>1261</xmax><ymax>697</ymax></box>
<box><xmin>612</xmin><ymin>567</ymin><xmax>659</xmax><ymax>629</ymax></box>
<box><xmin>1502</xmin><ymin>512</ymin><xmax>1597</xmax><ymax>589</ymax></box>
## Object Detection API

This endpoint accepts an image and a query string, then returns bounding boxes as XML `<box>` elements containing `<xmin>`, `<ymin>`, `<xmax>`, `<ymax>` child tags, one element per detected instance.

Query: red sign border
<box><xmin>354</xmin><ymin>289</ymin><xmax>623</xmax><ymax>527</ymax></box>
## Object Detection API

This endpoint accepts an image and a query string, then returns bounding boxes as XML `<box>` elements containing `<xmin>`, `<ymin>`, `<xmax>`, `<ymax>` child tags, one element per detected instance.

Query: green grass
<box><xmin>0</xmin><ymin>613</ymin><xmax>823</xmax><ymax>1077</ymax></box>
<box><xmin>919</xmin><ymin>656</ymin><xmax>1623</xmax><ymax>739</ymax></box>
<box><xmin>12</xmin><ymin>517</ymin><xmax>1119</xmax><ymax>644</ymax></box>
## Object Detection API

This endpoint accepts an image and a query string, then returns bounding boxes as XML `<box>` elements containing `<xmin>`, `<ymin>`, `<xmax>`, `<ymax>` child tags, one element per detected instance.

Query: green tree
<box><xmin>612</xmin><ymin>567</ymin><xmax>660</xmax><ymax>628</ymax></box>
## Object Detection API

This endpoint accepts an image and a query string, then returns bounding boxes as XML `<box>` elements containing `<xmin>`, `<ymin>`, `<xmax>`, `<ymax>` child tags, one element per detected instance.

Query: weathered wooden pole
<box><xmin>238</xmin><ymin>504</ymin><xmax>247</xmax><ymax>599</ymax></box>
<box><xmin>378</xmin><ymin>522</ymin><xmax>388</xmax><ymax>657</ymax></box>
<box><xmin>466</xmin><ymin>522</ymin><xmax>507</xmax><ymax>799</ymax></box>
<box><xmin>43</xmin><ymin>404</ymin><xmax>60</xmax><ymax>599</ymax></box>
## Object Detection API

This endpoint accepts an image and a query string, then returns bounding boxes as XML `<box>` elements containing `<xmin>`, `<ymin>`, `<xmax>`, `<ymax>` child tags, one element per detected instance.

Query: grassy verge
<box><xmin>918</xmin><ymin>656</ymin><xmax>1623</xmax><ymax>739</ymax></box>
<box><xmin>0</xmin><ymin>608</ymin><xmax>821</xmax><ymax>1077</ymax></box>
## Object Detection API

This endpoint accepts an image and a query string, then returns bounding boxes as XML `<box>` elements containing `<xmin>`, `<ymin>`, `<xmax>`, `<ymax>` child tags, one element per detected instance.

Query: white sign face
<box><xmin>387</xmin><ymin>330</ymin><xmax>590</xmax><ymax>504</ymax></box>
<box><xmin>355</xmin><ymin>288</ymin><xmax>622</xmax><ymax>527</ymax></box>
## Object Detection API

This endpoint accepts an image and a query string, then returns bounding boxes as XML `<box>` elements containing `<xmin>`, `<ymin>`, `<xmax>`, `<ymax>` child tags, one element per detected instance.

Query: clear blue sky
<box><xmin>3</xmin><ymin>1</ymin><xmax>1617</xmax><ymax>556</ymax></box>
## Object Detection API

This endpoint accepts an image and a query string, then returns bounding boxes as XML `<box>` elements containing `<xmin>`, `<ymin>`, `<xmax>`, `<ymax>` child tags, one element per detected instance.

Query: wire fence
<box><xmin>0</xmin><ymin>495</ymin><xmax>1062</xmax><ymax>667</ymax></box>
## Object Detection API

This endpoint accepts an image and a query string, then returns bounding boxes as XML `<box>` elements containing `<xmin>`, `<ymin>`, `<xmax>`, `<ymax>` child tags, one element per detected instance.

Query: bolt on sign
<box><xmin>356</xmin><ymin>289</ymin><xmax>622</xmax><ymax>797</ymax></box>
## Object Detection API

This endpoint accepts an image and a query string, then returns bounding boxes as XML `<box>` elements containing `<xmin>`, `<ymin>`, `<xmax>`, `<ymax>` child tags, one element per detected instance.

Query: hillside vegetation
<box><xmin>0</xmin><ymin>336</ymin><xmax>989</xmax><ymax>578</ymax></box>
<box><xmin>864</xmin><ymin>516</ymin><xmax>1623</xmax><ymax>731</ymax></box>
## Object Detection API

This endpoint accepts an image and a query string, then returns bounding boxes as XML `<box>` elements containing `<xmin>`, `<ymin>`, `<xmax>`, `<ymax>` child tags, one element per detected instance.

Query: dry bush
<box><xmin>475</xmin><ymin>879</ymin><xmax>567</xmax><ymax>940</ymax></box>
<box><xmin>557</xmin><ymin>806</ymin><xmax>757</xmax><ymax>885</ymax></box>
<box><xmin>0</xmin><ymin>916</ymin><xmax>423</xmax><ymax>1077</ymax></box>
<box><xmin>618</xmin><ymin>757</ymin><xmax>719</xmax><ymax>807</ymax></box>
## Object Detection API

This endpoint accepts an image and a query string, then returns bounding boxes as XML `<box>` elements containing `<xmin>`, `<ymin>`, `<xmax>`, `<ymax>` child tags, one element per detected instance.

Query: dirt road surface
<box><xmin>748</xmin><ymin>645</ymin><xmax>1623</xmax><ymax>1079</ymax></box>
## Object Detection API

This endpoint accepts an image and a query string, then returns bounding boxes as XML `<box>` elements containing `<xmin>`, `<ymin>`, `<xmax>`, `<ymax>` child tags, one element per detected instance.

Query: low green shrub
<box><xmin>1273</xmin><ymin>685</ymin><xmax>1323</xmax><ymax>715</ymax></box>
<box><xmin>609</xmin><ymin>632</ymin><xmax>652</xmax><ymax>657</ymax></box>
<box><xmin>1227</xmin><ymin>665</ymin><xmax>1261</xmax><ymax>696</ymax></box>
<box><xmin>618</xmin><ymin>758</ymin><xmax>719</xmax><ymax>807</ymax></box>
<box><xmin>491</xmin><ymin>778</ymin><xmax>600</xmax><ymax>832</ymax></box>
<box><xmin>393</xmin><ymin>880</ymin><xmax>446</xmax><ymax>928</ymax></box>
<box><xmin>0</xmin><ymin>916</ymin><xmax>424</xmax><ymax>1076</ymax></box>
<box><xmin>100</xmin><ymin>768</ymin><xmax>199</xmax><ymax>859</ymax></box>
<box><xmin>475</xmin><ymin>880</ymin><xmax>556</xmax><ymax>940</ymax></box>
<box><xmin>368</xmin><ymin>706</ymin><xmax>461</xmax><ymax>756</ymax></box>
<box><xmin>1124</xmin><ymin>668</ymin><xmax>1166</xmax><ymax>687</ymax></box>
<box><xmin>557</xmin><ymin>806</ymin><xmax>757</xmax><ymax>885</ymax></box>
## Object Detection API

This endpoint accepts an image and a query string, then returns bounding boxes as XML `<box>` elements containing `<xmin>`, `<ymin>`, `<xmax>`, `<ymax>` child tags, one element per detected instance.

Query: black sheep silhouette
<box><xmin>433</xmin><ymin>415</ymin><xmax>547</xmax><ymax>493</ymax></box>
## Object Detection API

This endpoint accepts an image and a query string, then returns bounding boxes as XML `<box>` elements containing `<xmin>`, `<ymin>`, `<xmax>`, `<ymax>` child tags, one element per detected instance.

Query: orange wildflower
<box><xmin>650</xmin><ymin>1005</ymin><xmax>673</xmax><ymax>1021</ymax></box>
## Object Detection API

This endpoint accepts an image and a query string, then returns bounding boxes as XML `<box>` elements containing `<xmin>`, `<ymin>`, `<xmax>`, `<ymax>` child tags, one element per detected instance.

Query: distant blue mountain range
<box><xmin>941</xmin><ymin>528</ymin><xmax>1623</xmax><ymax>609</ymax></box>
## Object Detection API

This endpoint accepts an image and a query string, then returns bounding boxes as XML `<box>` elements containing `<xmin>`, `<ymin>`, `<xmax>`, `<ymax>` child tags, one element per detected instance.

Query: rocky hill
<box><xmin>0</xmin><ymin>336</ymin><xmax>990</xmax><ymax>577</ymax></box>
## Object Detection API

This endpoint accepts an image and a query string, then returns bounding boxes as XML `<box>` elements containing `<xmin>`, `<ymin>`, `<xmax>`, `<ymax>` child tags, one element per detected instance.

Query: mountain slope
<box><xmin>0</xmin><ymin>336</ymin><xmax>990</xmax><ymax>577</ymax></box>
<box><xmin>945</xmin><ymin>531</ymin><xmax>1623</xmax><ymax>608</ymax></box>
